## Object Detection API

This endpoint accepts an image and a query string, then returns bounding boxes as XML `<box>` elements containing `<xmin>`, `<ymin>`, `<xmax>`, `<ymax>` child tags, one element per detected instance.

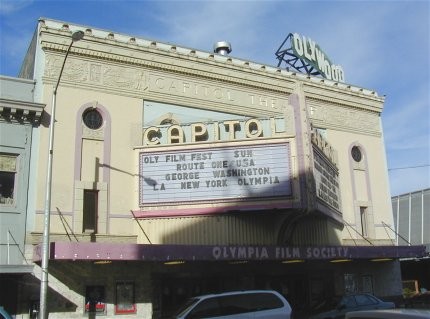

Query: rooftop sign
<box><xmin>276</xmin><ymin>33</ymin><xmax>345</xmax><ymax>82</ymax></box>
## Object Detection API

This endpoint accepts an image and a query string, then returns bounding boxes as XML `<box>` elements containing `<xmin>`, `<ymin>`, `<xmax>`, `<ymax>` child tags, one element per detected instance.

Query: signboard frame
<box><xmin>139</xmin><ymin>142</ymin><xmax>293</xmax><ymax>207</ymax></box>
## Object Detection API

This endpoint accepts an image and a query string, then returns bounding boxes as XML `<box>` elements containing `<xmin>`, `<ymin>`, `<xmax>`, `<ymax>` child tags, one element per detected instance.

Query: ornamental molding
<box><xmin>0</xmin><ymin>98</ymin><xmax>45</xmax><ymax>124</ymax></box>
<box><xmin>39</xmin><ymin>22</ymin><xmax>383</xmax><ymax>104</ymax></box>
<box><xmin>307</xmin><ymin>98</ymin><xmax>381</xmax><ymax>136</ymax></box>
<box><xmin>303</xmin><ymin>83</ymin><xmax>383</xmax><ymax>113</ymax></box>
<box><xmin>43</xmin><ymin>53</ymin><xmax>291</xmax><ymax>118</ymax></box>
<box><xmin>41</xmin><ymin>42</ymin><xmax>295</xmax><ymax>96</ymax></box>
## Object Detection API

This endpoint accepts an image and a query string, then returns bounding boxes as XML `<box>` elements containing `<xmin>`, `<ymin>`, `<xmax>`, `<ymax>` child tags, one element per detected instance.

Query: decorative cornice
<box><xmin>0</xmin><ymin>98</ymin><xmax>45</xmax><ymax>125</ymax></box>
<box><xmin>303</xmin><ymin>83</ymin><xmax>384</xmax><ymax>113</ymax></box>
<box><xmin>307</xmin><ymin>97</ymin><xmax>382</xmax><ymax>137</ymax></box>
<box><xmin>41</xmin><ymin>41</ymin><xmax>294</xmax><ymax>95</ymax></box>
<box><xmin>38</xmin><ymin>19</ymin><xmax>386</xmax><ymax>114</ymax></box>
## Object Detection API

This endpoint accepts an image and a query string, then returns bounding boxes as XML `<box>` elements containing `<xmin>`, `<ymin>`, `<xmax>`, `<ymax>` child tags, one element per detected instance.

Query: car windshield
<box><xmin>339</xmin><ymin>295</ymin><xmax>357</xmax><ymax>308</ymax></box>
<box><xmin>173</xmin><ymin>298</ymin><xmax>200</xmax><ymax>317</ymax></box>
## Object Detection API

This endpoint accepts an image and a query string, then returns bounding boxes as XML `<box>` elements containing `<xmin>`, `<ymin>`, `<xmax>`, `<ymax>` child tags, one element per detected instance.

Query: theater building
<box><xmin>6</xmin><ymin>18</ymin><xmax>426</xmax><ymax>318</ymax></box>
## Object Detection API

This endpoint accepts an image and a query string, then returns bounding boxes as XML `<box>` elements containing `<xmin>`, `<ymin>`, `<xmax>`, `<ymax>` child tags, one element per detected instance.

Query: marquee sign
<box><xmin>139</xmin><ymin>143</ymin><xmax>292</xmax><ymax>206</ymax></box>
<box><xmin>276</xmin><ymin>33</ymin><xmax>345</xmax><ymax>82</ymax></box>
<box><xmin>311</xmin><ymin>128</ymin><xmax>341</xmax><ymax>213</ymax></box>
<box><xmin>142</xmin><ymin>117</ymin><xmax>288</xmax><ymax>146</ymax></box>
<box><xmin>313</xmin><ymin>150</ymin><xmax>341</xmax><ymax>211</ymax></box>
<box><xmin>41</xmin><ymin>242</ymin><xmax>427</xmax><ymax>262</ymax></box>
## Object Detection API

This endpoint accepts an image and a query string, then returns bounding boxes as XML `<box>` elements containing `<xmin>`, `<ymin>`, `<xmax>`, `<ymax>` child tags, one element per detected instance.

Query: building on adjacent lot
<box><xmin>392</xmin><ymin>189</ymin><xmax>430</xmax><ymax>306</ymax></box>
<box><xmin>0</xmin><ymin>75</ymin><xmax>45</xmax><ymax>316</ymax></box>
<box><xmin>1</xmin><ymin>18</ymin><xmax>426</xmax><ymax>318</ymax></box>
<box><xmin>392</xmin><ymin>188</ymin><xmax>430</xmax><ymax>249</ymax></box>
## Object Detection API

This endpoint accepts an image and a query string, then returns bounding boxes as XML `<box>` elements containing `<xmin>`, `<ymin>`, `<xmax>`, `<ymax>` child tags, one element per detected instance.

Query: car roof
<box><xmin>346</xmin><ymin>309</ymin><xmax>430</xmax><ymax>319</ymax></box>
<box><xmin>193</xmin><ymin>290</ymin><xmax>282</xmax><ymax>299</ymax></box>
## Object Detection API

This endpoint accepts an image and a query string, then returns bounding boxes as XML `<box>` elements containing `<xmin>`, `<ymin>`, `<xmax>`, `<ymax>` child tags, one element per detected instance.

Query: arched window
<box><xmin>351</xmin><ymin>146</ymin><xmax>362</xmax><ymax>163</ymax></box>
<box><xmin>83</xmin><ymin>108</ymin><xmax>103</xmax><ymax>130</ymax></box>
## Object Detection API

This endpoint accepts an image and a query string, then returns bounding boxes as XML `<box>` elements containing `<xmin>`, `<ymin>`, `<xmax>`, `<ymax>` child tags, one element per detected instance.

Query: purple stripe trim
<box><xmin>33</xmin><ymin>242</ymin><xmax>427</xmax><ymax>262</ymax></box>
<box><xmin>289</xmin><ymin>94</ymin><xmax>308</xmax><ymax>209</ymax></box>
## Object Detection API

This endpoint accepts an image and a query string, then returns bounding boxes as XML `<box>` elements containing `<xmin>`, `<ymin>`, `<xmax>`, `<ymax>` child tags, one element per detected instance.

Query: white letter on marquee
<box><xmin>167</xmin><ymin>125</ymin><xmax>184</xmax><ymax>144</ymax></box>
<box><xmin>245</xmin><ymin>119</ymin><xmax>263</xmax><ymax>138</ymax></box>
<box><xmin>191</xmin><ymin>123</ymin><xmax>207</xmax><ymax>142</ymax></box>
<box><xmin>212</xmin><ymin>247</ymin><xmax>221</xmax><ymax>259</ymax></box>
<box><xmin>143</xmin><ymin>127</ymin><xmax>160</xmax><ymax>145</ymax></box>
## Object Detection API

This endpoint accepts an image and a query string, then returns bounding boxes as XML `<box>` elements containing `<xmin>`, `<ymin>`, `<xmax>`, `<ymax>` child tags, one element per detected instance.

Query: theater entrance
<box><xmin>150</xmin><ymin>261</ymin><xmax>312</xmax><ymax>318</ymax></box>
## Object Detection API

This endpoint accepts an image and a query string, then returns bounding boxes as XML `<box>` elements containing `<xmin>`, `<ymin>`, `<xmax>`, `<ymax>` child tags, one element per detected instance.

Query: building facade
<box><xmin>2</xmin><ymin>18</ymin><xmax>426</xmax><ymax>318</ymax></box>
<box><xmin>392</xmin><ymin>189</ymin><xmax>430</xmax><ymax>299</ymax></box>
<box><xmin>392</xmin><ymin>189</ymin><xmax>430</xmax><ymax>248</ymax></box>
<box><xmin>0</xmin><ymin>76</ymin><xmax>44</xmax><ymax>316</ymax></box>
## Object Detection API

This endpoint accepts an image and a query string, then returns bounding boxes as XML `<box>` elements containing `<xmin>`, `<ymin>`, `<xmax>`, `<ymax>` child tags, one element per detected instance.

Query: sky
<box><xmin>0</xmin><ymin>0</ymin><xmax>429</xmax><ymax>197</ymax></box>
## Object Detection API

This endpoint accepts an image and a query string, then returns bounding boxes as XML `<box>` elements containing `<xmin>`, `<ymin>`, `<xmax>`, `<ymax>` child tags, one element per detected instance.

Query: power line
<box><xmin>388</xmin><ymin>164</ymin><xmax>430</xmax><ymax>171</ymax></box>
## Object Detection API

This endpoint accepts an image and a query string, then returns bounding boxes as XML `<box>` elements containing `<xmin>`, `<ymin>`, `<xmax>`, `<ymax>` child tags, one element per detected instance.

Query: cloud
<box><xmin>148</xmin><ymin>1</ymin><xmax>274</xmax><ymax>57</ymax></box>
<box><xmin>383</xmin><ymin>83</ymin><xmax>430</xmax><ymax>150</ymax></box>
<box><xmin>283</xmin><ymin>1</ymin><xmax>429</xmax><ymax>90</ymax></box>
<box><xmin>0</xmin><ymin>0</ymin><xmax>428</xmax><ymax>196</ymax></box>
<box><xmin>0</xmin><ymin>0</ymin><xmax>37</xmax><ymax>76</ymax></box>
<box><xmin>389</xmin><ymin>167</ymin><xmax>430</xmax><ymax>196</ymax></box>
<box><xmin>0</xmin><ymin>0</ymin><xmax>33</xmax><ymax>15</ymax></box>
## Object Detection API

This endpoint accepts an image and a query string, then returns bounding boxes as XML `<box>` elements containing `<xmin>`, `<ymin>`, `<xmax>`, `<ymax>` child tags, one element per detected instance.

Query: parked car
<box><xmin>171</xmin><ymin>290</ymin><xmax>292</xmax><ymax>318</ymax></box>
<box><xmin>404</xmin><ymin>291</ymin><xmax>430</xmax><ymax>308</ymax></box>
<box><xmin>0</xmin><ymin>306</ymin><xmax>12</xmax><ymax>319</ymax></box>
<box><xmin>310</xmin><ymin>293</ymin><xmax>395</xmax><ymax>319</ymax></box>
<box><xmin>346</xmin><ymin>309</ymin><xmax>430</xmax><ymax>319</ymax></box>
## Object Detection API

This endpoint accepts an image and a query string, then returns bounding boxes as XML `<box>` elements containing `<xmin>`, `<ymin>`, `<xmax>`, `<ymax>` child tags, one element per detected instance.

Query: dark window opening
<box><xmin>360</xmin><ymin>206</ymin><xmax>368</xmax><ymax>238</ymax></box>
<box><xmin>161</xmin><ymin>118</ymin><xmax>174</xmax><ymax>125</ymax></box>
<box><xmin>83</xmin><ymin>190</ymin><xmax>98</xmax><ymax>233</ymax></box>
<box><xmin>83</xmin><ymin>109</ymin><xmax>103</xmax><ymax>130</ymax></box>
<box><xmin>85</xmin><ymin>285</ymin><xmax>105</xmax><ymax>314</ymax></box>
<box><xmin>0</xmin><ymin>153</ymin><xmax>17</xmax><ymax>205</ymax></box>
<box><xmin>0</xmin><ymin>171</ymin><xmax>15</xmax><ymax>205</ymax></box>
<box><xmin>351</xmin><ymin>146</ymin><xmax>362</xmax><ymax>163</ymax></box>
<box><xmin>115</xmin><ymin>282</ymin><xmax>136</xmax><ymax>314</ymax></box>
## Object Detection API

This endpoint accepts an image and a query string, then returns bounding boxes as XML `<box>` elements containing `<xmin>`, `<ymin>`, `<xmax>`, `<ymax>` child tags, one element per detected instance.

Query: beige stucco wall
<box><xmin>34</xmin><ymin>85</ymin><xmax>143</xmax><ymax>236</ymax></box>
<box><xmin>323</xmin><ymin>124</ymin><xmax>394</xmax><ymax>243</ymax></box>
<box><xmin>30</xmin><ymin>19</ymin><xmax>393</xmax><ymax>247</ymax></box>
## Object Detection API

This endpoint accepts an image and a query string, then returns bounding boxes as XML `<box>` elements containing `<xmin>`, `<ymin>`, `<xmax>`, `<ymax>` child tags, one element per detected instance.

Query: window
<box><xmin>85</xmin><ymin>285</ymin><xmax>106</xmax><ymax>315</ymax></box>
<box><xmin>184</xmin><ymin>292</ymin><xmax>288</xmax><ymax>319</ymax></box>
<box><xmin>115</xmin><ymin>282</ymin><xmax>136</xmax><ymax>314</ymax></box>
<box><xmin>83</xmin><ymin>109</ymin><xmax>103</xmax><ymax>130</ymax></box>
<box><xmin>362</xmin><ymin>275</ymin><xmax>373</xmax><ymax>294</ymax></box>
<box><xmin>0</xmin><ymin>154</ymin><xmax>17</xmax><ymax>205</ymax></box>
<box><xmin>355</xmin><ymin>294</ymin><xmax>377</xmax><ymax>306</ymax></box>
<box><xmin>160</xmin><ymin>118</ymin><xmax>175</xmax><ymax>125</ymax></box>
<box><xmin>344</xmin><ymin>274</ymin><xmax>358</xmax><ymax>294</ymax></box>
<box><xmin>252</xmin><ymin>292</ymin><xmax>284</xmax><ymax>310</ymax></box>
<box><xmin>187</xmin><ymin>298</ymin><xmax>220</xmax><ymax>319</ymax></box>
<box><xmin>189</xmin><ymin>293</ymin><xmax>284</xmax><ymax>318</ymax></box>
<box><xmin>218</xmin><ymin>293</ymin><xmax>283</xmax><ymax>315</ymax></box>
<box><xmin>339</xmin><ymin>295</ymin><xmax>357</xmax><ymax>308</ymax></box>
<box><xmin>351</xmin><ymin>146</ymin><xmax>362</xmax><ymax>162</ymax></box>
<box><xmin>83</xmin><ymin>190</ymin><xmax>98</xmax><ymax>233</ymax></box>
<box><xmin>360</xmin><ymin>206</ymin><xmax>368</xmax><ymax>237</ymax></box>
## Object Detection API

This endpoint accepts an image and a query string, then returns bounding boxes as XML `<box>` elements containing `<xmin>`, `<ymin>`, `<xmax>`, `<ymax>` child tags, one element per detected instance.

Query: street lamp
<box><xmin>39</xmin><ymin>30</ymin><xmax>84</xmax><ymax>319</ymax></box>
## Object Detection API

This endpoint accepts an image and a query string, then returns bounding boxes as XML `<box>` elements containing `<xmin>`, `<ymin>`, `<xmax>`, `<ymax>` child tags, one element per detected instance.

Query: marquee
<box><xmin>139</xmin><ymin>143</ymin><xmax>292</xmax><ymax>206</ymax></box>
<box><xmin>37</xmin><ymin>242</ymin><xmax>427</xmax><ymax>262</ymax></box>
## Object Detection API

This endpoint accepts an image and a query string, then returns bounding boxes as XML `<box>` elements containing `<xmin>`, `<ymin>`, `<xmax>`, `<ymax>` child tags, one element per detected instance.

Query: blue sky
<box><xmin>0</xmin><ymin>0</ymin><xmax>429</xmax><ymax>196</ymax></box>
